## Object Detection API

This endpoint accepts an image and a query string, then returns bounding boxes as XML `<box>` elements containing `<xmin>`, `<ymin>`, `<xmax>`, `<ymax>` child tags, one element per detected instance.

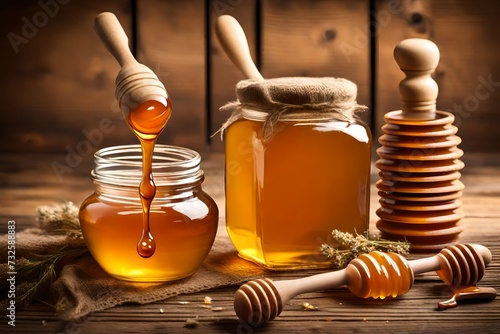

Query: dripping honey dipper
<box><xmin>93</xmin><ymin>12</ymin><xmax>173</xmax><ymax>258</ymax></box>
<box><xmin>233</xmin><ymin>243</ymin><xmax>496</xmax><ymax>327</ymax></box>
<box><xmin>93</xmin><ymin>12</ymin><xmax>169</xmax><ymax>124</ymax></box>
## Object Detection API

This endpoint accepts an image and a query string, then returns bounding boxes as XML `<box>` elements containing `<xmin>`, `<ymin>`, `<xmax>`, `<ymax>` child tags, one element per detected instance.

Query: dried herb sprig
<box><xmin>14</xmin><ymin>246</ymin><xmax>89</xmax><ymax>309</ymax></box>
<box><xmin>0</xmin><ymin>202</ymin><xmax>88</xmax><ymax>311</ymax></box>
<box><xmin>37</xmin><ymin>201</ymin><xmax>82</xmax><ymax>238</ymax></box>
<box><xmin>320</xmin><ymin>230</ymin><xmax>410</xmax><ymax>269</ymax></box>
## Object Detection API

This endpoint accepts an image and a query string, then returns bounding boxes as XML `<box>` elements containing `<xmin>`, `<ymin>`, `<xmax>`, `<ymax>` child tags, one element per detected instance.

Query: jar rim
<box><xmin>92</xmin><ymin>144</ymin><xmax>203</xmax><ymax>188</ymax></box>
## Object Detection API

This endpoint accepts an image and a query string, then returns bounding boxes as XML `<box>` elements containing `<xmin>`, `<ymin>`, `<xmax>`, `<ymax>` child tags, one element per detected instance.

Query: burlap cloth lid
<box><xmin>218</xmin><ymin>77</ymin><xmax>367</xmax><ymax>140</ymax></box>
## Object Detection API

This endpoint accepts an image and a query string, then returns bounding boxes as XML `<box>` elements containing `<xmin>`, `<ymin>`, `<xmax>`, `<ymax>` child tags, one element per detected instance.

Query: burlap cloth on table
<box><xmin>0</xmin><ymin>225</ymin><xmax>265</xmax><ymax>320</ymax></box>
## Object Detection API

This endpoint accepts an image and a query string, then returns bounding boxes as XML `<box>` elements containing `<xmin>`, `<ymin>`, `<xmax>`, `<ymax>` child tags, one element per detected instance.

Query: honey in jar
<box><xmin>222</xmin><ymin>77</ymin><xmax>372</xmax><ymax>269</ymax></box>
<box><xmin>87</xmin><ymin>12</ymin><xmax>219</xmax><ymax>282</ymax></box>
<box><xmin>79</xmin><ymin>144</ymin><xmax>219</xmax><ymax>282</ymax></box>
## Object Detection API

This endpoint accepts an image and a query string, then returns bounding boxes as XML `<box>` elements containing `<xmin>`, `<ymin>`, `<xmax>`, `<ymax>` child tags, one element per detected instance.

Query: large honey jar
<box><xmin>222</xmin><ymin>77</ymin><xmax>372</xmax><ymax>269</ymax></box>
<box><xmin>79</xmin><ymin>144</ymin><xmax>218</xmax><ymax>282</ymax></box>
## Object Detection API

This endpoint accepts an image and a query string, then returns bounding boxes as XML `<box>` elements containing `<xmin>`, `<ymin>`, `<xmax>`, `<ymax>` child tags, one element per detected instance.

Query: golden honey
<box><xmin>87</xmin><ymin>12</ymin><xmax>219</xmax><ymax>281</ymax></box>
<box><xmin>225</xmin><ymin>110</ymin><xmax>372</xmax><ymax>269</ymax></box>
<box><xmin>127</xmin><ymin>100</ymin><xmax>172</xmax><ymax>258</ymax></box>
<box><xmin>347</xmin><ymin>251</ymin><xmax>413</xmax><ymax>299</ymax></box>
<box><xmin>79</xmin><ymin>144</ymin><xmax>218</xmax><ymax>282</ymax></box>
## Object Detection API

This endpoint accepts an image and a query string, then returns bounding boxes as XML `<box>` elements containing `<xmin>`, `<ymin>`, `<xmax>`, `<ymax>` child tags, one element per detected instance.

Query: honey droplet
<box><xmin>137</xmin><ymin>231</ymin><xmax>156</xmax><ymax>258</ymax></box>
<box><xmin>140</xmin><ymin>176</ymin><xmax>156</xmax><ymax>200</ymax></box>
<box><xmin>128</xmin><ymin>100</ymin><xmax>172</xmax><ymax>139</ymax></box>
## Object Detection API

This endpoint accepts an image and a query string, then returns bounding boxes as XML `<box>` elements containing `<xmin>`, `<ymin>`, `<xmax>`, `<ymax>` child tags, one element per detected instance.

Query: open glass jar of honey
<box><xmin>79</xmin><ymin>144</ymin><xmax>218</xmax><ymax>282</ymax></box>
<box><xmin>221</xmin><ymin>77</ymin><xmax>372</xmax><ymax>269</ymax></box>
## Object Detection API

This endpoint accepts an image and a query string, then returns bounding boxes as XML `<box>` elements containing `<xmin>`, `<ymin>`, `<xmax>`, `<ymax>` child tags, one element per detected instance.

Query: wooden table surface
<box><xmin>0</xmin><ymin>152</ymin><xmax>499</xmax><ymax>334</ymax></box>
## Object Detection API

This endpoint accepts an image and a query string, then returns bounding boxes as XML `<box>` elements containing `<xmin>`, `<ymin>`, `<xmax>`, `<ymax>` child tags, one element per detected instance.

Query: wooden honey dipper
<box><xmin>375</xmin><ymin>38</ymin><xmax>465</xmax><ymax>251</ymax></box>
<box><xmin>94</xmin><ymin>12</ymin><xmax>172</xmax><ymax>258</ymax></box>
<box><xmin>94</xmin><ymin>12</ymin><xmax>169</xmax><ymax>121</ymax></box>
<box><xmin>215</xmin><ymin>14</ymin><xmax>264</xmax><ymax>81</ymax></box>
<box><xmin>234</xmin><ymin>244</ymin><xmax>496</xmax><ymax>327</ymax></box>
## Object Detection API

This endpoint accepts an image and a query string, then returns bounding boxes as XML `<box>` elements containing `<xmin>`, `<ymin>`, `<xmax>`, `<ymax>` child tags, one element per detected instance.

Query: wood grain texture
<box><xmin>1</xmin><ymin>1</ymin><xmax>499</xmax><ymax>155</ymax></box>
<box><xmin>1</xmin><ymin>1</ymin><xmax>499</xmax><ymax>329</ymax></box>
<box><xmin>260</xmin><ymin>0</ymin><xmax>372</xmax><ymax>126</ymax></box>
<box><xmin>375</xmin><ymin>0</ymin><xmax>500</xmax><ymax>153</ymax></box>
<box><xmin>0</xmin><ymin>0</ymin><xmax>136</xmax><ymax>153</ymax></box>
<box><xmin>0</xmin><ymin>152</ymin><xmax>499</xmax><ymax>333</ymax></box>
<box><xmin>136</xmin><ymin>0</ymin><xmax>207</xmax><ymax>151</ymax></box>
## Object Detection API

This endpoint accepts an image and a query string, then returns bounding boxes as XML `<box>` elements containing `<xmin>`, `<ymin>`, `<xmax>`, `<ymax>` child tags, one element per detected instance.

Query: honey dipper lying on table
<box><xmin>233</xmin><ymin>243</ymin><xmax>497</xmax><ymax>327</ymax></box>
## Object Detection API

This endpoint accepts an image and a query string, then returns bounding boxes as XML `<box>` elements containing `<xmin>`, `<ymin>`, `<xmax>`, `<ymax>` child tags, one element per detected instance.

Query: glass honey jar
<box><xmin>222</xmin><ymin>77</ymin><xmax>372</xmax><ymax>269</ymax></box>
<box><xmin>79</xmin><ymin>144</ymin><xmax>219</xmax><ymax>282</ymax></box>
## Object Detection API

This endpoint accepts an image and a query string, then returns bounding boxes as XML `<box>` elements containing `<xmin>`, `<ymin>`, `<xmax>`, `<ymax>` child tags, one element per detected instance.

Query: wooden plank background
<box><xmin>375</xmin><ymin>0</ymin><xmax>500</xmax><ymax>153</ymax></box>
<box><xmin>0</xmin><ymin>0</ymin><xmax>499</xmax><ymax>155</ymax></box>
<box><xmin>0</xmin><ymin>1</ymin><xmax>499</xmax><ymax>330</ymax></box>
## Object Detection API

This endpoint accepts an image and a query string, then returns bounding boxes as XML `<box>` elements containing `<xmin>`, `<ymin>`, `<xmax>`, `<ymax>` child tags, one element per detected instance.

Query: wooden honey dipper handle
<box><xmin>215</xmin><ymin>15</ymin><xmax>264</xmax><ymax>81</ymax></box>
<box><xmin>93</xmin><ymin>12</ymin><xmax>167</xmax><ymax>116</ymax></box>
<box><xmin>394</xmin><ymin>38</ymin><xmax>440</xmax><ymax>119</ymax></box>
<box><xmin>94</xmin><ymin>12</ymin><xmax>138</xmax><ymax>69</ymax></box>
<box><xmin>234</xmin><ymin>244</ymin><xmax>493</xmax><ymax>327</ymax></box>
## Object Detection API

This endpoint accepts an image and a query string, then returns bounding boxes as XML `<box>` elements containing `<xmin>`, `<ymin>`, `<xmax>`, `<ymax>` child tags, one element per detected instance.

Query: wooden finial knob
<box><xmin>394</xmin><ymin>38</ymin><xmax>440</xmax><ymax>119</ymax></box>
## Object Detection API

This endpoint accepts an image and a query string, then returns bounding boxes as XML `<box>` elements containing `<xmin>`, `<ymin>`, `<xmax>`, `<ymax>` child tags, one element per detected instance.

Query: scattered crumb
<box><xmin>185</xmin><ymin>317</ymin><xmax>199</xmax><ymax>328</ymax></box>
<box><xmin>363</xmin><ymin>318</ymin><xmax>368</xmax><ymax>322</ymax></box>
<box><xmin>339</xmin><ymin>302</ymin><xmax>342</xmax><ymax>305</ymax></box>
<box><xmin>159</xmin><ymin>308</ymin><xmax>164</xmax><ymax>314</ymax></box>
<box><xmin>200</xmin><ymin>305</ymin><xmax>212</xmax><ymax>309</ymax></box>
<box><xmin>302</xmin><ymin>302</ymin><xmax>318</xmax><ymax>311</ymax></box>
<box><xmin>178</xmin><ymin>301</ymin><xmax>190</xmax><ymax>305</ymax></box>
<box><xmin>204</xmin><ymin>296</ymin><xmax>212</xmax><ymax>305</ymax></box>
<box><xmin>211</xmin><ymin>307</ymin><xmax>223</xmax><ymax>312</ymax></box>
<box><xmin>41</xmin><ymin>320</ymin><xmax>46</xmax><ymax>326</ymax></box>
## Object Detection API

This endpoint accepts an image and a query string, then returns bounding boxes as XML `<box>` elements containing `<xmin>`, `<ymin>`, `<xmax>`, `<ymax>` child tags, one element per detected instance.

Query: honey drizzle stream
<box><xmin>137</xmin><ymin>138</ymin><xmax>157</xmax><ymax>258</ymax></box>
<box><xmin>128</xmin><ymin>99</ymin><xmax>172</xmax><ymax>258</ymax></box>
